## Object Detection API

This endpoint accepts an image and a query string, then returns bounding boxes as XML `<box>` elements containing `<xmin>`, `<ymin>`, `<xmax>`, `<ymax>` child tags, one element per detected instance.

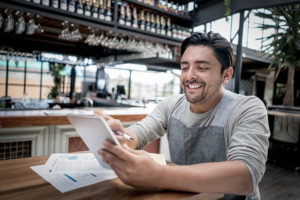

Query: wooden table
<box><xmin>0</xmin><ymin>156</ymin><xmax>223</xmax><ymax>200</ymax></box>
<box><xmin>268</xmin><ymin>110</ymin><xmax>300</xmax><ymax>119</ymax></box>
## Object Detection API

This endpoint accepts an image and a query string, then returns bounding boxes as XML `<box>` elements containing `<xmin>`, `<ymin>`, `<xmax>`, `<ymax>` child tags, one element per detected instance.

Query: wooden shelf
<box><xmin>0</xmin><ymin>0</ymin><xmax>190</xmax><ymax>67</ymax></box>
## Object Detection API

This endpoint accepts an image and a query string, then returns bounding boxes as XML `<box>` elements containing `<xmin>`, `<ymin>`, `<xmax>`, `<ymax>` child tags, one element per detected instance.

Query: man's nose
<box><xmin>186</xmin><ymin>67</ymin><xmax>197</xmax><ymax>79</ymax></box>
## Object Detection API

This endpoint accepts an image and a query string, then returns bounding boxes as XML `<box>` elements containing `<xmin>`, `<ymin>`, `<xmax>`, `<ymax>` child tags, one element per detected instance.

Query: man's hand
<box><xmin>94</xmin><ymin>112</ymin><xmax>137</xmax><ymax>149</ymax></box>
<box><xmin>98</xmin><ymin>140</ymin><xmax>164</xmax><ymax>188</ymax></box>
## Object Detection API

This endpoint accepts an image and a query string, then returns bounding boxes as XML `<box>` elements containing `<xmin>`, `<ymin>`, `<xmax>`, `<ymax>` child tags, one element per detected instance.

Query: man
<box><xmin>98</xmin><ymin>32</ymin><xmax>270</xmax><ymax>200</ymax></box>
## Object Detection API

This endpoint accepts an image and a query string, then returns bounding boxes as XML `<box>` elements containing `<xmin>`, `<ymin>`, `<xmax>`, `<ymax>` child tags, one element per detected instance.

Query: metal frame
<box><xmin>234</xmin><ymin>11</ymin><xmax>245</xmax><ymax>94</ymax></box>
<box><xmin>192</xmin><ymin>0</ymin><xmax>300</xmax><ymax>26</ymax></box>
<box><xmin>24</xmin><ymin>61</ymin><xmax>27</xmax><ymax>94</ymax></box>
<box><xmin>39</xmin><ymin>62</ymin><xmax>43</xmax><ymax>100</ymax></box>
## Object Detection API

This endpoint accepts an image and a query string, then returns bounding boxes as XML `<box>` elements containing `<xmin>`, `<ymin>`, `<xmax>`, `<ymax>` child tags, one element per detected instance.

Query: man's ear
<box><xmin>222</xmin><ymin>66</ymin><xmax>234</xmax><ymax>84</ymax></box>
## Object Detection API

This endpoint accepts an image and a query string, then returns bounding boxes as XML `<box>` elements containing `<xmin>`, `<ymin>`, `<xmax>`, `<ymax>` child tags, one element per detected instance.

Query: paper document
<box><xmin>148</xmin><ymin>153</ymin><xmax>167</xmax><ymax>166</ymax></box>
<box><xmin>45</xmin><ymin>153</ymin><xmax>104</xmax><ymax>173</ymax></box>
<box><xmin>31</xmin><ymin>153</ymin><xmax>117</xmax><ymax>193</ymax></box>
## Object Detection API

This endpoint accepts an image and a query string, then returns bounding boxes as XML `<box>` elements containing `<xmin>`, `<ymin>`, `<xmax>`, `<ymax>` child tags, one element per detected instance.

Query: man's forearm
<box><xmin>156</xmin><ymin>160</ymin><xmax>253</xmax><ymax>195</ymax></box>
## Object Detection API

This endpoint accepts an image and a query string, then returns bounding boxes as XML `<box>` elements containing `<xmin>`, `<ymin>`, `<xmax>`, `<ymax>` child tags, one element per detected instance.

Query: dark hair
<box><xmin>181</xmin><ymin>32</ymin><xmax>233</xmax><ymax>73</ymax></box>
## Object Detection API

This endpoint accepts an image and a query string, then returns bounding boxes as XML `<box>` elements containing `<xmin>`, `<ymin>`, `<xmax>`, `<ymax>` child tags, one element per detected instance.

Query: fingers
<box><xmin>93</xmin><ymin>109</ymin><xmax>103</xmax><ymax>116</ymax></box>
<box><xmin>94</xmin><ymin>111</ymin><xmax>112</xmax><ymax>121</ymax></box>
<box><xmin>114</xmin><ymin>135</ymin><xmax>126</xmax><ymax>146</ymax></box>
<box><xmin>107</xmin><ymin>119</ymin><xmax>127</xmax><ymax>134</ymax></box>
<box><xmin>102</xmin><ymin>140</ymin><xmax>136</xmax><ymax>162</ymax></box>
<box><xmin>98</xmin><ymin>143</ymin><xmax>135</xmax><ymax>174</ymax></box>
<box><xmin>126</xmin><ymin>146</ymin><xmax>144</xmax><ymax>155</ymax></box>
<box><xmin>95</xmin><ymin>112</ymin><xmax>127</xmax><ymax>137</ymax></box>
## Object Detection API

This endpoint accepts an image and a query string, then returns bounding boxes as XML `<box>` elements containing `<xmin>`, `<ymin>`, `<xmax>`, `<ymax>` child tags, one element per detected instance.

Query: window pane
<box><xmin>131</xmin><ymin>70</ymin><xmax>180</xmax><ymax>100</ymax></box>
<box><xmin>8</xmin><ymin>71</ymin><xmax>24</xmax><ymax>85</ymax></box>
<box><xmin>26</xmin><ymin>72</ymin><xmax>41</xmax><ymax>98</ymax></box>
<box><xmin>42</xmin><ymin>85</ymin><xmax>52</xmax><ymax>99</ymax></box>
<box><xmin>85</xmin><ymin>65</ymin><xmax>97</xmax><ymax>82</ymax></box>
<box><xmin>105</xmin><ymin>68</ymin><xmax>129</xmax><ymax>96</ymax></box>
<box><xmin>26</xmin><ymin>86</ymin><xmax>40</xmax><ymax>99</ymax></box>
<box><xmin>7</xmin><ymin>85</ymin><xmax>23</xmax><ymax>98</ymax></box>
<box><xmin>75</xmin><ymin>76</ymin><xmax>83</xmax><ymax>94</ymax></box>
<box><xmin>27</xmin><ymin>61</ymin><xmax>42</xmax><ymax>72</ymax></box>
<box><xmin>0</xmin><ymin>62</ymin><xmax>6</xmax><ymax>97</ymax></box>
<box><xmin>42</xmin><ymin>72</ymin><xmax>54</xmax><ymax>99</ymax></box>
<box><xmin>0</xmin><ymin>85</ymin><xmax>5</xmax><ymax>97</ymax></box>
<box><xmin>7</xmin><ymin>60</ymin><xmax>24</xmax><ymax>98</ymax></box>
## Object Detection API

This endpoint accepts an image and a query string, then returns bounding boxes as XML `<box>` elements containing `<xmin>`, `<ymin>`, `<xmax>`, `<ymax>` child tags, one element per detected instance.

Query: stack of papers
<box><xmin>31</xmin><ymin>153</ymin><xmax>117</xmax><ymax>193</ymax></box>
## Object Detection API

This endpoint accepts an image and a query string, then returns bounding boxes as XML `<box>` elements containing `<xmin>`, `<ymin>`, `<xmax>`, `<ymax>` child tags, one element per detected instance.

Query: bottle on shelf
<box><xmin>150</xmin><ymin>13</ymin><xmax>155</xmax><ymax>33</ymax></box>
<box><xmin>145</xmin><ymin>11</ymin><xmax>151</xmax><ymax>32</ymax></box>
<box><xmin>83</xmin><ymin>0</ymin><xmax>91</xmax><ymax>16</ymax></box>
<box><xmin>182</xmin><ymin>4</ymin><xmax>188</xmax><ymax>16</ymax></box>
<box><xmin>60</xmin><ymin>0</ymin><xmax>68</xmax><ymax>10</ymax></box>
<box><xmin>52</xmin><ymin>0</ymin><xmax>59</xmax><ymax>8</ymax></box>
<box><xmin>132</xmin><ymin>7</ymin><xmax>138</xmax><ymax>28</ymax></box>
<box><xmin>119</xmin><ymin>2</ymin><xmax>125</xmax><ymax>25</ymax></box>
<box><xmin>91</xmin><ymin>0</ymin><xmax>99</xmax><ymax>18</ymax></box>
<box><xmin>157</xmin><ymin>0</ymin><xmax>163</xmax><ymax>9</ymax></box>
<box><xmin>166</xmin><ymin>17</ymin><xmax>172</xmax><ymax>37</ymax></box>
<box><xmin>172</xmin><ymin>24</ymin><xmax>178</xmax><ymax>39</ymax></box>
<box><xmin>41</xmin><ymin>0</ymin><xmax>50</xmax><ymax>6</ymax></box>
<box><xmin>167</xmin><ymin>1</ymin><xmax>173</xmax><ymax>12</ymax></box>
<box><xmin>106</xmin><ymin>0</ymin><xmax>112</xmax><ymax>21</ymax></box>
<box><xmin>150</xmin><ymin>0</ymin><xmax>155</xmax><ymax>6</ymax></box>
<box><xmin>139</xmin><ymin>9</ymin><xmax>145</xmax><ymax>31</ymax></box>
<box><xmin>178</xmin><ymin>4</ymin><xmax>182</xmax><ymax>15</ymax></box>
<box><xmin>142</xmin><ymin>0</ymin><xmax>154</xmax><ymax>6</ymax></box>
<box><xmin>155</xmin><ymin>14</ymin><xmax>160</xmax><ymax>34</ymax></box>
<box><xmin>68</xmin><ymin>0</ymin><xmax>76</xmax><ymax>12</ymax></box>
<box><xmin>99</xmin><ymin>0</ymin><xmax>105</xmax><ymax>20</ymax></box>
<box><xmin>173</xmin><ymin>3</ymin><xmax>178</xmax><ymax>14</ymax></box>
<box><xmin>162</xmin><ymin>0</ymin><xmax>168</xmax><ymax>11</ymax></box>
<box><xmin>125</xmin><ymin>2</ymin><xmax>131</xmax><ymax>26</ymax></box>
<box><xmin>160</xmin><ymin>15</ymin><xmax>166</xmax><ymax>35</ymax></box>
<box><xmin>76</xmin><ymin>0</ymin><xmax>84</xmax><ymax>14</ymax></box>
<box><xmin>33</xmin><ymin>0</ymin><xmax>41</xmax><ymax>4</ymax></box>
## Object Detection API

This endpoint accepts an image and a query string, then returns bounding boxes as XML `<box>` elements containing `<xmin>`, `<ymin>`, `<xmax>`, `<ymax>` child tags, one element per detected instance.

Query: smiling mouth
<box><xmin>187</xmin><ymin>84</ymin><xmax>203</xmax><ymax>89</ymax></box>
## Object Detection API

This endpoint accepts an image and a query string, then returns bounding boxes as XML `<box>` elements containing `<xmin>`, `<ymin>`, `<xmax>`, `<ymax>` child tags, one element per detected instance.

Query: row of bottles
<box><xmin>23</xmin><ymin>0</ymin><xmax>191</xmax><ymax>39</ymax></box>
<box><xmin>118</xmin><ymin>1</ymin><xmax>191</xmax><ymax>40</ymax></box>
<box><xmin>136</xmin><ymin>0</ymin><xmax>189</xmax><ymax>16</ymax></box>
<box><xmin>25</xmin><ymin>0</ymin><xmax>114</xmax><ymax>21</ymax></box>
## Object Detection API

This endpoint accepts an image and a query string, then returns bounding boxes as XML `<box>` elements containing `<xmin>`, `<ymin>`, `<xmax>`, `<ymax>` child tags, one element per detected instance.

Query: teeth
<box><xmin>188</xmin><ymin>84</ymin><xmax>201</xmax><ymax>89</ymax></box>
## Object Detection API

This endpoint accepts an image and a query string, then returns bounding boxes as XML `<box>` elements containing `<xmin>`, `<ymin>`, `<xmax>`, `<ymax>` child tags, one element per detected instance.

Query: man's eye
<box><xmin>181</xmin><ymin>66</ymin><xmax>188</xmax><ymax>71</ymax></box>
<box><xmin>198</xmin><ymin>67</ymin><xmax>208</xmax><ymax>71</ymax></box>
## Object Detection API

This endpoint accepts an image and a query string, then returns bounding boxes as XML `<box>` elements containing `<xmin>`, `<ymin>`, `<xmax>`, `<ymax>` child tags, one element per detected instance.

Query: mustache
<box><xmin>183</xmin><ymin>80</ymin><xmax>206</xmax><ymax>86</ymax></box>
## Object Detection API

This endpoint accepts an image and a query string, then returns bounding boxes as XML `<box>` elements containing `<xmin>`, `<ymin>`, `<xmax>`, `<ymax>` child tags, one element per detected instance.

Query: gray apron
<box><xmin>167</xmin><ymin>91</ymin><xmax>250</xmax><ymax>200</ymax></box>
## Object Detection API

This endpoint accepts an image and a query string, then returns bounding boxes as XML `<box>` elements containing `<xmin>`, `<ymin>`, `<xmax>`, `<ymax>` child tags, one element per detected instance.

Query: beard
<box><xmin>182</xmin><ymin>79</ymin><xmax>223</xmax><ymax>104</ymax></box>
<box><xmin>182</xmin><ymin>80</ymin><xmax>207</xmax><ymax>104</ymax></box>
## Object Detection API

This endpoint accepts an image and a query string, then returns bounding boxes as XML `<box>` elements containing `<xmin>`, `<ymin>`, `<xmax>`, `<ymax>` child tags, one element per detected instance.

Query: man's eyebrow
<box><xmin>180</xmin><ymin>61</ymin><xmax>189</xmax><ymax>65</ymax></box>
<box><xmin>180</xmin><ymin>60</ymin><xmax>210</xmax><ymax>65</ymax></box>
<box><xmin>195</xmin><ymin>60</ymin><xmax>210</xmax><ymax>65</ymax></box>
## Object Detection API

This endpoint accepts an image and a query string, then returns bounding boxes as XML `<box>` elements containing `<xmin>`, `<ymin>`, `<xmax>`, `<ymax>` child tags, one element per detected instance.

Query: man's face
<box><xmin>180</xmin><ymin>45</ymin><xmax>226</xmax><ymax>104</ymax></box>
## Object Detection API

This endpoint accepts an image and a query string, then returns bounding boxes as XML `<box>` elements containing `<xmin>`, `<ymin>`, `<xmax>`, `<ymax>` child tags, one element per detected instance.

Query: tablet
<box><xmin>67</xmin><ymin>114</ymin><xmax>121</xmax><ymax>169</ymax></box>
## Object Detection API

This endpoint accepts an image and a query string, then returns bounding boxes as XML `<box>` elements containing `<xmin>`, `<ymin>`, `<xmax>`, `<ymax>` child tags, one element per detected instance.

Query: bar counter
<box><xmin>0</xmin><ymin>107</ymin><xmax>152</xmax><ymax>128</ymax></box>
<box><xmin>0</xmin><ymin>154</ymin><xmax>223</xmax><ymax>200</ymax></box>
